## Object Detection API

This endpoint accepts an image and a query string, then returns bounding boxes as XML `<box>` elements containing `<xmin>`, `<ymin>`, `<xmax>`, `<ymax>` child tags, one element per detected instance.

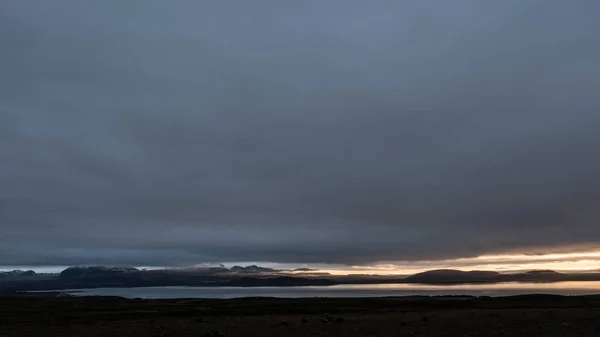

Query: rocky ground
<box><xmin>2</xmin><ymin>293</ymin><xmax>600</xmax><ymax>336</ymax></box>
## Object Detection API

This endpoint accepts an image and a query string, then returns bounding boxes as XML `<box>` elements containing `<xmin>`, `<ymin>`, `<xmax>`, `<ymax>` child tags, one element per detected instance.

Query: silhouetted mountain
<box><xmin>0</xmin><ymin>266</ymin><xmax>334</xmax><ymax>292</ymax></box>
<box><xmin>294</xmin><ymin>268</ymin><xmax>317</xmax><ymax>271</ymax></box>
<box><xmin>0</xmin><ymin>270</ymin><xmax>36</xmax><ymax>278</ymax></box>
<box><xmin>230</xmin><ymin>265</ymin><xmax>277</xmax><ymax>273</ymax></box>
<box><xmin>508</xmin><ymin>270</ymin><xmax>567</xmax><ymax>282</ymax></box>
<box><xmin>525</xmin><ymin>270</ymin><xmax>563</xmax><ymax>275</ymax></box>
<box><xmin>59</xmin><ymin>266</ymin><xmax>139</xmax><ymax>279</ymax></box>
<box><xmin>404</xmin><ymin>269</ymin><xmax>501</xmax><ymax>284</ymax></box>
<box><xmin>3</xmin><ymin>266</ymin><xmax>600</xmax><ymax>293</ymax></box>
<box><xmin>402</xmin><ymin>269</ymin><xmax>570</xmax><ymax>284</ymax></box>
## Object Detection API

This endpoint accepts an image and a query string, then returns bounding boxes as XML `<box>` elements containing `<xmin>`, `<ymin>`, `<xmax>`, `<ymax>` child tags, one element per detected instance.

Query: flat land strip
<box><xmin>2</xmin><ymin>293</ymin><xmax>600</xmax><ymax>336</ymax></box>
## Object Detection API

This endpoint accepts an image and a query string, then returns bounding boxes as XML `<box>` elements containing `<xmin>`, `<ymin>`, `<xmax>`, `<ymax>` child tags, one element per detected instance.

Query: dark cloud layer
<box><xmin>2</xmin><ymin>1</ymin><xmax>600</xmax><ymax>266</ymax></box>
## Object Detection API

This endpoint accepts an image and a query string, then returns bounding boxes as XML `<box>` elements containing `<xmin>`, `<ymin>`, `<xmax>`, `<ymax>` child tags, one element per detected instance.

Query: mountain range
<box><xmin>1</xmin><ymin>266</ymin><xmax>599</xmax><ymax>293</ymax></box>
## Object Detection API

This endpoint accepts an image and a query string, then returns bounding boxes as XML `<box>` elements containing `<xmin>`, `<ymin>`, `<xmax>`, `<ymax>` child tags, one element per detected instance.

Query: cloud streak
<box><xmin>1</xmin><ymin>0</ymin><xmax>600</xmax><ymax>267</ymax></box>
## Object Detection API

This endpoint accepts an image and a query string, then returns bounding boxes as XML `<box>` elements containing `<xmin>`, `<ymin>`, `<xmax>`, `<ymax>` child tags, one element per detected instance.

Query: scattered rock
<box><xmin>335</xmin><ymin>317</ymin><xmax>345</xmax><ymax>323</ymax></box>
<box><xmin>400</xmin><ymin>322</ymin><xmax>408</xmax><ymax>327</ymax></box>
<box><xmin>421</xmin><ymin>316</ymin><xmax>429</xmax><ymax>322</ymax></box>
<box><xmin>202</xmin><ymin>330</ymin><xmax>225</xmax><ymax>337</ymax></box>
<box><xmin>280</xmin><ymin>320</ymin><xmax>289</xmax><ymax>326</ymax></box>
<box><xmin>194</xmin><ymin>318</ymin><xmax>205</xmax><ymax>323</ymax></box>
<box><xmin>301</xmin><ymin>318</ymin><xmax>309</xmax><ymax>323</ymax></box>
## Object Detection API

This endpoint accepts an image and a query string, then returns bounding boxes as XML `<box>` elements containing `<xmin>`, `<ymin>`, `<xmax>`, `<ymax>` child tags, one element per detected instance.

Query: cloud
<box><xmin>1</xmin><ymin>0</ymin><xmax>600</xmax><ymax>266</ymax></box>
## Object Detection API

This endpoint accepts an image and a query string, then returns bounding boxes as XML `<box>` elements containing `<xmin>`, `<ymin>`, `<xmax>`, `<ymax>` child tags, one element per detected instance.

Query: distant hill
<box><xmin>0</xmin><ymin>265</ymin><xmax>335</xmax><ymax>292</ymax></box>
<box><xmin>230</xmin><ymin>265</ymin><xmax>277</xmax><ymax>273</ymax></box>
<box><xmin>60</xmin><ymin>266</ymin><xmax>139</xmax><ymax>279</ymax></box>
<box><xmin>404</xmin><ymin>269</ymin><xmax>501</xmax><ymax>284</ymax></box>
<box><xmin>58</xmin><ymin>265</ymin><xmax>279</xmax><ymax>280</ymax></box>
<box><xmin>402</xmin><ymin>269</ymin><xmax>571</xmax><ymax>284</ymax></box>
<box><xmin>1</xmin><ymin>265</ymin><xmax>599</xmax><ymax>293</ymax></box>
<box><xmin>0</xmin><ymin>270</ymin><xmax>36</xmax><ymax>278</ymax></box>
<box><xmin>509</xmin><ymin>270</ymin><xmax>567</xmax><ymax>282</ymax></box>
<box><xmin>525</xmin><ymin>270</ymin><xmax>563</xmax><ymax>275</ymax></box>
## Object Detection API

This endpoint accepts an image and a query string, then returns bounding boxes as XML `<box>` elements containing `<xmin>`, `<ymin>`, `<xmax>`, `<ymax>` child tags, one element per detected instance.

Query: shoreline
<box><xmin>5</xmin><ymin>278</ymin><xmax>600</xmax><ymax>293</ymax></box>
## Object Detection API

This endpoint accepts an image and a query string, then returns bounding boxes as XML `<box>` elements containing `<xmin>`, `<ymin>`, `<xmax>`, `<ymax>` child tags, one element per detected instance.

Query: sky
<box><xmin>2</xmin><ymin>1</ymin><xmax>600</xmax><ymax>273</ymax></box>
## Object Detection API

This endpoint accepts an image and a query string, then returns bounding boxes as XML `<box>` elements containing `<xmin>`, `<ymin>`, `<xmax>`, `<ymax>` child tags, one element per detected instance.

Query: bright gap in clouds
<box><xmin>334</xmin><ymin>251</ymin><xmax>600</xmax><ymax>275</ymax></box>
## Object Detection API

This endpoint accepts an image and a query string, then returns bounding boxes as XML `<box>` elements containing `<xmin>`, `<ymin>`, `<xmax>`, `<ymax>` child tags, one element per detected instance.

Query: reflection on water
<box><xmin>65</xmin><ymin>281</ymin><xmax>600</xmax><ymax>299</ymax></box>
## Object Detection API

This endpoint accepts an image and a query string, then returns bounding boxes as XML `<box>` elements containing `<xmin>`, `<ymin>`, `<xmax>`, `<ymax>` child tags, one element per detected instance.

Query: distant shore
<box><xmin>5</xmin><ymin>266</ymin><xmax>600</xmax><ymax>293</ymax></box>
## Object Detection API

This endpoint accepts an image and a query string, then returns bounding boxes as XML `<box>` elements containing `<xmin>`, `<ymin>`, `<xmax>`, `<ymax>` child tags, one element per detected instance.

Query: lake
<box><xmin>64</xmin><ymin>281</ymin><xmax>600</xmax><ymax>299</ymax></box>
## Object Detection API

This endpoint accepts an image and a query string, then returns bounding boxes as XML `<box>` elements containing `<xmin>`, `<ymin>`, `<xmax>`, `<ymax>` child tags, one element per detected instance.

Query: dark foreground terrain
<box><xmin>2</xmin><ymin>293</ymin><xmax>600</xmax><ymax>336</ymax></box>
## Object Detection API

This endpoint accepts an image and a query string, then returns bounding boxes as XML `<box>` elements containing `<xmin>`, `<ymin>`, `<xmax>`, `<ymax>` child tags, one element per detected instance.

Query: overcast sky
<box><xmin>1</xmin><ymin>1</ymin><xmax>600</xmax><ymax>268</ymax></box>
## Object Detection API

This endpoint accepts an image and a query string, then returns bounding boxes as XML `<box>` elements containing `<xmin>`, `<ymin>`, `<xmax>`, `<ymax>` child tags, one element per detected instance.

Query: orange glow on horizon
<box><xmin>316</xmin><ymin>250</ymin><xmax>600</xmax><ymax>275</ymax></box>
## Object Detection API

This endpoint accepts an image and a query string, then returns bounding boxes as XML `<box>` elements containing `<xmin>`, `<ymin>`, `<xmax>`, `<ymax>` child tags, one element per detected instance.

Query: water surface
<box><xmin>64</xmin><ymin>281</ymin><xmax>600</xmax><ymax>299</ymax></box>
